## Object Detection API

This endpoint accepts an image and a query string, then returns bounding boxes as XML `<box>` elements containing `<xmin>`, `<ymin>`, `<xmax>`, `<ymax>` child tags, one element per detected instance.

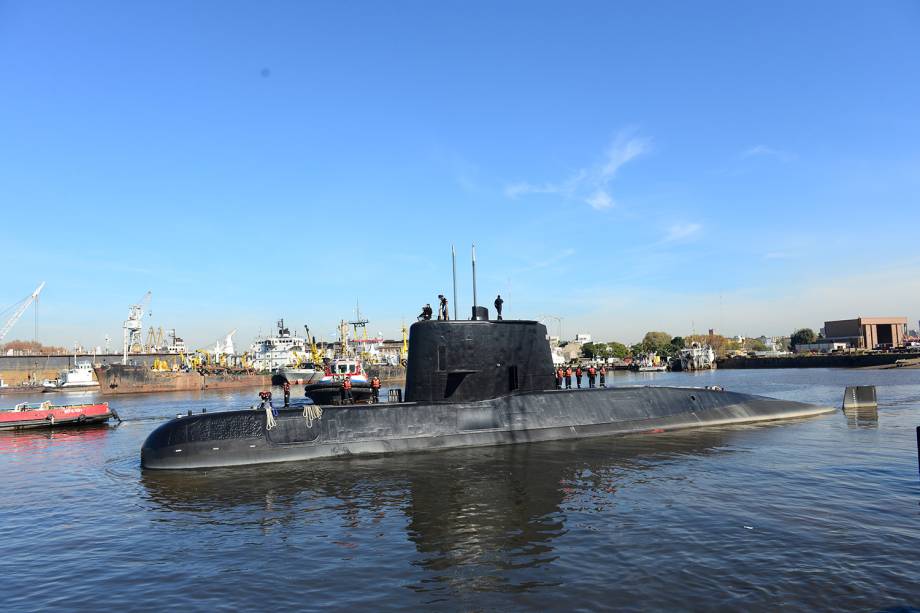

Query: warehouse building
<box><xmin>823</xmin><ymin>317</ymin><xmax>908</xmax><ymax>349</ymax></box>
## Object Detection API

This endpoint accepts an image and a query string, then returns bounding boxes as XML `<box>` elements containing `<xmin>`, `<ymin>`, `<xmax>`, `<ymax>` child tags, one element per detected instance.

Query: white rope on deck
<box><xmin>264</xmin><ymin>402</ymin><xmax>277</xmax><ymax>430</ymax></box>
<box><xmin>303</xmin><ymin>405</ymin><xmax>323</xmax><ymax>427</ymax></box>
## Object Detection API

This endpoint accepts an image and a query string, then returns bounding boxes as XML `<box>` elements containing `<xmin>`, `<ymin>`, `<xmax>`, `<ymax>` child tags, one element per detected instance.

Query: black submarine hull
<box><xmin>140</xmin><ymin>385</ymin><xmax>833</xmax><ymax>470</ymax></box>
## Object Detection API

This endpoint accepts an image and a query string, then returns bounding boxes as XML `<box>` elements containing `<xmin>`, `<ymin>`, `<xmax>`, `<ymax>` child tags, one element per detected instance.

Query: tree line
<box><xmin>0</xmin><ymin>340</ymin><xmax>69</xmax><ymax>355</ymax></box>
<box><xmin>580</xmin><ymin>331</ymin><xmax>777</xmax><ymax>360</ymax></box>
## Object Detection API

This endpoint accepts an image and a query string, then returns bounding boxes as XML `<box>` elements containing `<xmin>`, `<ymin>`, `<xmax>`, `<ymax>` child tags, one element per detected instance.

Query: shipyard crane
<box><xmin>0</xmin><ymin>282</ymin><xmax>45</xmax><ymax>344</ymax></box>
<box><xmin>304</xmin><ymin>324</ymin><xmax>322</xmax><ymax>365</ymax></box>
<box><xmin>145</xmin><ymin>326</ymin><xmax>164</xmax><ymax>352</ymax></box>
<box><xmin>123</xmin><ymin>291</ymin><xmax>152</xmax><ymax>364</ymax></box>
<box><xmin>211</xmin><ymin>330</ymin><xmax>237</xmax><ymax>360</ymax></box>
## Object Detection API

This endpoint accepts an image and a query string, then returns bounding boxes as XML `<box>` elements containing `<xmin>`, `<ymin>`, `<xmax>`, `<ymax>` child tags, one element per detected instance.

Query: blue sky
<box><xmin>2</xmin><ymin>0</ymin><xmax>919</xmax><ymax>349</ymax></box>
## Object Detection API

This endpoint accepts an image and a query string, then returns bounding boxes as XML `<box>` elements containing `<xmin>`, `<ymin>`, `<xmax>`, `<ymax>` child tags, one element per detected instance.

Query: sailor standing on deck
<box><xmin>575</xmin><ymin>366</ymin><xmax>583</xmax><ymax>389</ymax></box>
<box><xmin>564</xmin><ymin>366</ymin><xmax>573</xmax><ymax>389</ymax></box>
<box><xmin>555</xmin><ymin>367</ymin><xmax>564</xmax><ymax>389</ymax></box>
<box><xmin>494</xmin><ymin>295</ymin><xmax>504</xmax><ymax>320</ymax></box>
<box><xmin>437</xmin><ymin>295</ymin><xmax>449</xmax><ymax>320</ymax></box>
<box><xmin>599</xmin><ymin>365</ymin><xmax>607</xmax><ymax>387</ymax></box>
<box><xmin>370</xmin><ymin>375</ymin><xmax>381</xmax><ymax>404</ymax></box>
<box><xmin>587</xmin><ymin>365</ymin><xmax>597</xmax><ymax>388</ymax></box>
<box><xmin>283</xmin><ymin>381</ymin><xmax>291</xmax><ymax>407</ymax></box>
<box><xmin>342</xmin><ymin>376</ymin><xmax>354</xmax><ymax>404</ymax></box>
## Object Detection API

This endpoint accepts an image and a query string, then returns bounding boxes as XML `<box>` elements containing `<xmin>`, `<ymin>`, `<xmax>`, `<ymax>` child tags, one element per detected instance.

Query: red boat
<box><xmin>0</xmin><ymin>401</ymin><xmax>117</xmax><ymax>430</ymax></box>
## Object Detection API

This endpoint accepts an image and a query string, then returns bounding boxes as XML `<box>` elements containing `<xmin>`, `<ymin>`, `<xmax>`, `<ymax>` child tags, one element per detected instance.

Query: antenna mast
<box><xmin>451</xmin><ymin>245</ymin><xmax>458</xmax><ymax>321</ymax></box>
<box><xmin>471</xmin><ymin>243</ymin><xmax>477</xmax><ymax>313</ymax></box>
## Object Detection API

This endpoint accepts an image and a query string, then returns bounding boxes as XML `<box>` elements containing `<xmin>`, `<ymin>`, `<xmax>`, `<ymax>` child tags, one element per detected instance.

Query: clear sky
<box><xmin>2</xmin><ymin>0</ymin><xmax>919</xmax><ymax>350</ymax></box>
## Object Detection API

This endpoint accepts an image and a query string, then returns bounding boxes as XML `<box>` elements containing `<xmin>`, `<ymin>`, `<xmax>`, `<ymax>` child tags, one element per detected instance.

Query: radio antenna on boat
<box><xmin>451</xmin><ymin>244</ymin><xmax>458</xmax><ymax>321</ymax></box>
<box><xmin>471</xmin><ymin>243</ymin><xmax>478</xmax><ymax>315</ymax></box>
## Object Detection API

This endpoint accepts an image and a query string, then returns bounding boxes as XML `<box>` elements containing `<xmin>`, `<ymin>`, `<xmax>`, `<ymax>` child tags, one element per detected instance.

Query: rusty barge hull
<box><xmin>94</xmin><ymin>364</ymin><xmax>270</xmax><ymax>395</ymax></box>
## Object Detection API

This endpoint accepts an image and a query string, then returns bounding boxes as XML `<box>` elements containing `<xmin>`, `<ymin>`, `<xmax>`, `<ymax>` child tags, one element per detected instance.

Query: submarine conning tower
<box><xmin>404</xmin><ymin>315</ymin><xmax>555</xmax><ymax>403</ymax></box>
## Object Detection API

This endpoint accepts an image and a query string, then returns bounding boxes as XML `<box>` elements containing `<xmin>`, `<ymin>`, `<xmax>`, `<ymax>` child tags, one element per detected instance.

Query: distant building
<box><xmin>561</xmin><ymin>343</ymin><xmax>584</xmax><ymax>362</ymax></box>
<box><xmin>822</xmin><ymin>317</ymin><xmax>908</xmax><ymax>349</ymax></box>
<box><xmin>574</xmin><ymin>333</ymin><xmax>592</xmax><ymax>343</ymax></box>
<box><xmin>796</xmin><ymin>342</ymin><xmax>849</xmax><ymax>354</ymax></box>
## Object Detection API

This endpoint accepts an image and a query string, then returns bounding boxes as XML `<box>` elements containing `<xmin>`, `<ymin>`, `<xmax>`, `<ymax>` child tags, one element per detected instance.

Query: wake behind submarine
<box><xmin>141</xmin><ymin>304</ymin><xmax>834</xmax><ymax>470</ymax></box>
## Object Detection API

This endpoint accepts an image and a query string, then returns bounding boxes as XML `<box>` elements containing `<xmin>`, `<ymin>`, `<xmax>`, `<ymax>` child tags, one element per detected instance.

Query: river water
<box><xmin>1</xmin><ymin>368</ymin><xmax>918</xmax><ymax>611</ymax></box>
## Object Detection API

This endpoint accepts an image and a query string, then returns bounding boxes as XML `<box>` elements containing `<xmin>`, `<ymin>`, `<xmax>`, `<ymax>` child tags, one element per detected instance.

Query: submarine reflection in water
<box><xmin>140</xmin><ymin>428</ymin><xmax>740</xmax><ymax>568</ymax></box>
<box><xmin>141</xmin><ymin>317</ymin><xmax>835</xmax><ymax>470</ymax></box>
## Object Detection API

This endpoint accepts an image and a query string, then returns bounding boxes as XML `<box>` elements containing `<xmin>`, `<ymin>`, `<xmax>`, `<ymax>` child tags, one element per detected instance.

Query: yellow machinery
<box><xmin>308</xmin><ymin>335</ymin><xmax>322</xmax><ymax>366</ymax></box>
<box><xmin>400</xmin><ymin>324</ymin><xmax>409</xmax><ymax>365</ymax></box>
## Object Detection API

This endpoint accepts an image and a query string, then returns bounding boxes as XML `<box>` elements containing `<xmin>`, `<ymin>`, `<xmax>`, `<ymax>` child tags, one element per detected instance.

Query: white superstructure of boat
<box><xmin>248</xmin><ymin>319</ymin><xmax>312</xmax><ymax>371</ymax></box>
<box><xmin>679</xmin><ymin>342</ymin><xmax>716</xmax><ymax>371</ymax></box>
<box><xmin>42</xmin><ymin>361</ymin><xmax>99</xmax><ymax>389</ymax></box>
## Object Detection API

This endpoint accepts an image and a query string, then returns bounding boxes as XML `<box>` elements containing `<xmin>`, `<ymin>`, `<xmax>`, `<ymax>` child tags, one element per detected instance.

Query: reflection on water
<box><xmin>139</xmin><ymin>429</ymin><xmax>738</xmax><ymax>601</ymax></box>
<box><xmin>2</xmin><ymin>370</ymin><xmax>920</xmax><ymax>610</ymax></box>
<box><xmin>843</xmin><ymin>407</ymin><xmax>879</xmax><ymax>428</ymax></box>
<box><xmin>0</xmin><ymin>424</ymin><xmax>111</xmax><ymax>455</ymax></box>
<box><xmin>141</xmin><ymin>430</ymin><xmax>732</xmax><ymax>570</ymax></box>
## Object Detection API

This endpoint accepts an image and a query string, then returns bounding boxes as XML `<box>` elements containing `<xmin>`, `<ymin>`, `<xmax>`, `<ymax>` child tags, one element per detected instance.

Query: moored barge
<box><xmin>1</xmin><ymin>401</ymin><xmax>116</xmax><ymax>430</ymax></box>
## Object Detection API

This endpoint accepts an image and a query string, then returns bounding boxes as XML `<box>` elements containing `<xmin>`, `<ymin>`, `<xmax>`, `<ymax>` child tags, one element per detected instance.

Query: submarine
<box><xmin>141</xmin><ymin>304</ymin><xmax>834</xmax><ymax>470</ymax></box>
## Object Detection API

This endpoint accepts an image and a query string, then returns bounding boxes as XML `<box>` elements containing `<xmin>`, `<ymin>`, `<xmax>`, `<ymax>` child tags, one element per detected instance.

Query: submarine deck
<box><xmin>141</xmin><ymin>385</ymin><xmax>835</xmax><ymax>470</ymax></box>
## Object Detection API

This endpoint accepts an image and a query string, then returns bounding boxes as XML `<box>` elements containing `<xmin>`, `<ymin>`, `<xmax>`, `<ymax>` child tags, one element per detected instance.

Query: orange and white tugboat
<box><xmin>0</xmin><ymin>400</ymin><xmax>118</xmax><ymax>430</ymax></box>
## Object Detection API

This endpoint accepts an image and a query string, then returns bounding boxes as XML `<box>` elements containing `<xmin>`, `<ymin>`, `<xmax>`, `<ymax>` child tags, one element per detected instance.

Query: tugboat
<box><xmin>141</xmin><ymin>303</ymin><xmax>835</xmax><ymax>470</ymax></box>
<box><xmin>1</xmin><ymin>400</ymin><xmax>116</xmax><ymax>430</ymax></box>
<box><xmin>302</xmin><ymin>319</ymin><xmax>372</xmax><ymax>404</ymax></box>
<box><xmin>302</xmin><ymin>357</ymin><xmax>372</xmax><ymax>404</ymax></box>
<box><xmin>42</xmin><ymin>360</ymin><xmax>100</xmax><ymax>390</ymax></box>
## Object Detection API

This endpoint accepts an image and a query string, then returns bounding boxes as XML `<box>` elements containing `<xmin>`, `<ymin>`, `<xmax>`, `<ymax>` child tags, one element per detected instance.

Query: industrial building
<box><xmin>822</xmin><ymin>317</ymin><xmax>908</xmax><ymax>349</ymax></box>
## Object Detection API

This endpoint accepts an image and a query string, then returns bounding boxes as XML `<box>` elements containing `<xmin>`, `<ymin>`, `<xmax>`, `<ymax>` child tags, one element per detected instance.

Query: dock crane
<box><xmin>123</xmin><ymin>291</ymin><xmax>152</xmax><ymax>364</ymax></box>
<box><xmin>304</xmin><ymin>324</ymin><xmax>323</xmax><ymax>366</ymax></box>
<box><xmin>0</xmin><ymin>282</ymin><xmax>45</xmax><ymax>344</ymax></box>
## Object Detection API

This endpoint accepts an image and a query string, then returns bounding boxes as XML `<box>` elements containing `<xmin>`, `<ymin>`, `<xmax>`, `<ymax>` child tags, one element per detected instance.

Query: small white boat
<box><xmin>43</xmin><ymin>361</ymin><xmax>100</xmax><ymax>390</ymax></box>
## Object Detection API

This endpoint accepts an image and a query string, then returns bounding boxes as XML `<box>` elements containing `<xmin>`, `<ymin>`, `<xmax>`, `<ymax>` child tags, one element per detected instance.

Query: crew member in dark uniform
<box><xmin>575</xmin><ymin>366</ymin><xmax>583</xmax><ymax>388</ymax></box>
<box><xmin>283</xmin><ymin>381</ymin><xmax>291</xmax><ymax>407</ymax></box>
<box><xmin>564</xmin><ymin>366</ymin><xmax>573</xmax><ymax>389</ymax></box>
<box><xmin>418</xmin><ymin>304</ymin><xmax>433</xmax><ymax>321</ymax></box>
<box><xmin>599</xmin><ymin>365</ymin><xmax>607</xmax><ymax>387</ymax></box>
<box><xmin>438</xmin><ymin>295</ymin><xmax>449</xmax><ymax>320</ymax></box>
<box><xmin>494</xmin><ymin>295</ymin><xmax>504</xmax><ymax>320</ymax></box>
<box><xmin>370</xmin><ymin>375</ymin><xmax>381</xmax><ymax>403</ymax></box>
<box><xmin>587</xmin><ymin>365</ymin><xmax>597</xmax><ymax>388</ymax></box>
